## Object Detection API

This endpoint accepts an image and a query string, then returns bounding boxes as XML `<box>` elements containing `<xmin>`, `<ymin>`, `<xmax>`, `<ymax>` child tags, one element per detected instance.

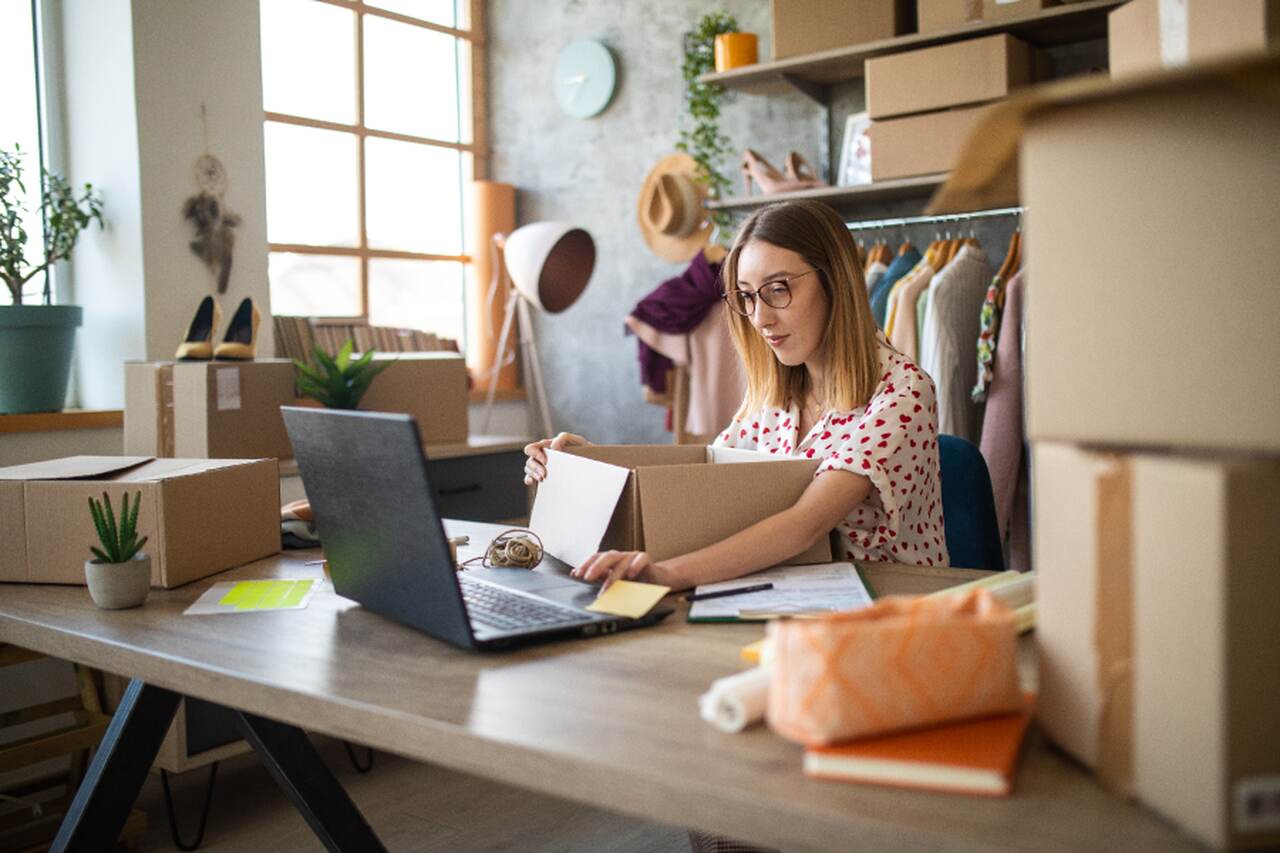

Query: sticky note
<box><xmin>217</xmin><ymin>580</ymin><xmax>313</xmax><ymax>611</ymax></box>
<box><xmin>586</xmin><ymin>580</ymin><xmax>670</xmax><ymax>619</ymax></box>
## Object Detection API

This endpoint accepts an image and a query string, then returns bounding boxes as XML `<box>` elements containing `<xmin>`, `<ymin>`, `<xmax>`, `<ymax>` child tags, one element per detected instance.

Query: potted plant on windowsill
<box><xmin>85</xmin><ymin>491</ymin><xmax>151</xmax><ymax>610</ymax></box>
<box><xmin>0</xmin><ymin>144</ymin><xmax>104</xmax><ymax>414</ymax></box>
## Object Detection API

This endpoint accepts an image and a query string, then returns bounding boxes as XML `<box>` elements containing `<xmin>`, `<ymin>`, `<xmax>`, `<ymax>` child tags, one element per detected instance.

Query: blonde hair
<box><xmin>722</xmin><ymin>201</ymin><xmax>880</xmax><ymax>416</ymax></box>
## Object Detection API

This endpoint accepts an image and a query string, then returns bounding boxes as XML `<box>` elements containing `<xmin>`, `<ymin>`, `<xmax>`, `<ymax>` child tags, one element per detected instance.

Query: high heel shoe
<box><xmin>784</xmin><ymin>151</ymin><xmax>826</xmax><ymax>188</ymax></box>
<box><xmin>741</xmin><ymin>148</ymin><xmax>789</xmax><ymax>196</ymax></box>
<box><xmin>175</xmin><ymin>295</ymin><xmax>222</xmax><ymax>361</ymax></box>
<box><xmin>213</xmin><ymin>297</ymin><xmax>259</xmax><ymax>360</ymax></box>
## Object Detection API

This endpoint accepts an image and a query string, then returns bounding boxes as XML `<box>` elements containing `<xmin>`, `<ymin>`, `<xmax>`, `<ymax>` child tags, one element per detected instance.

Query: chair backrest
<box><xmin>937</xmin><ymin>434</ymin><xmax>1005</xmax><ymax>571</ymax></box>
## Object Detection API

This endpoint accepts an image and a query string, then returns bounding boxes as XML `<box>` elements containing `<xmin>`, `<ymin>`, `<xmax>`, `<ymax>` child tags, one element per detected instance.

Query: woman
<box><xmin>524</xmin><ymin>201</ymin><xmax>948</xmax><ymax>590</ymax></box>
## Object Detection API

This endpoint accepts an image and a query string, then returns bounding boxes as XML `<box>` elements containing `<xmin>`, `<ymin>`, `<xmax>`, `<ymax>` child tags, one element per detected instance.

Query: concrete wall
<box><xmin>488</xmin><ymin>1</ymin><xmax>823</xmax><ymax>444</ymax></box>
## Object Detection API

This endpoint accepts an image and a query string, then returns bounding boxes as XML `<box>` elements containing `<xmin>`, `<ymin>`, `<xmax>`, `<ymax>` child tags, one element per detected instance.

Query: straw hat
<box><xmin>636</xmin><ymin>153</ymin><xmax>714</xmax><ymax>263</ymax></box>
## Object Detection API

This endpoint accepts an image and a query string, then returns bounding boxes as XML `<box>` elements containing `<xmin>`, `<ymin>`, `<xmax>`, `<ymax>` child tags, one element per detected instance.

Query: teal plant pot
<box><xmin>0</xmin><ymin>304</ymin><xmax>82</xmax><ymax>414</ymax></box>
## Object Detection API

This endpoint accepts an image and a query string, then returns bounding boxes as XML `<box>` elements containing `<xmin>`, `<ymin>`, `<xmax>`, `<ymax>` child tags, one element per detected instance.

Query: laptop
<box><xmin>281</xmin><ymin>407</ymin><xmax>672</xmax><ymax>651</ymax></box>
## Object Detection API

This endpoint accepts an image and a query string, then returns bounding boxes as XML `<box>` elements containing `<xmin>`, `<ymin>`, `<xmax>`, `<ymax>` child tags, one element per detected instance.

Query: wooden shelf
<box><xmin>0</xmin><ymin>409</ymin><xmax>123</xmax><ymax>435</ymax></box>
<box><xmin>706</xmin><ymin>173</ymin><xmax>947</xmax><ymax>215</ymax></box>
<box><xmin>699</xmin><ymin>0</ymin><xmax>1121</xmax><ymax>98</ymax></box>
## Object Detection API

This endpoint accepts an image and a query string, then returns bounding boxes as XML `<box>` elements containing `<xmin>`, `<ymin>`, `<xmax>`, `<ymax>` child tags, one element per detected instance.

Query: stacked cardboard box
<box><xmin>933</xmin><ymin>54</ymin><xmax>1280</xmax><ymax>850</ymax></box>
<box><xmin>1109</xmin><ymin>0</ymin><xmax>1279</xmax><ymax>77</ymax></box>
<box><xmin>916</xmin><ymin>0</ymin><xmax>1060</xmax><ymax>34</ymax></box>
<box><xmin>864</xmin><ymin>34</ymin><xmax>1034</xmax><ymax>180</ymax></box>
<box><xmin>771</xmin><ymin>0</ymin><xmax>913</xmax><ymax>59</ymax></box>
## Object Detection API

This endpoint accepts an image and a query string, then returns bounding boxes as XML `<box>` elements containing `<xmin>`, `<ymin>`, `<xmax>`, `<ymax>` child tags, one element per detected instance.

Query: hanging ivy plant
<box><xmin>676</xmin><ymin>11</ymin><xmax>739</xmax><ymax>232</ymax></box>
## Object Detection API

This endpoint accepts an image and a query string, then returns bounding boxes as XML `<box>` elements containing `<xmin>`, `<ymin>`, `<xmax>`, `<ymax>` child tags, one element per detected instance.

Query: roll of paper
<box><xmin>698</xmin><ymin>666</ymin><xmax>772</xmax><ymax>733</ymax></box>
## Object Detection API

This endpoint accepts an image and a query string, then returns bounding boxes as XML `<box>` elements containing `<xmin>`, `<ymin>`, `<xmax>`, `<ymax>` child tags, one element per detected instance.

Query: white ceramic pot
<box><xmin>84</xmin><ymin>554</ymin><xmax>151</xmax><ymax>610</ymax></box>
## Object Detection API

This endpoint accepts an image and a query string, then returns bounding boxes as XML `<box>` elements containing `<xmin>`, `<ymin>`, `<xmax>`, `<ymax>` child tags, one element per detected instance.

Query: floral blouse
<box><xmin>714</xmin><ymin>334</ymin><xmax>949</xmax><ymax>566</ymax></box>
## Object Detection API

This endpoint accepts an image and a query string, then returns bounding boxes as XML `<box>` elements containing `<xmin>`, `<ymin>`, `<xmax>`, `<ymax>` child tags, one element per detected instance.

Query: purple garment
<box><xmin>627</xmin><ymin>252</ymin><xmax>723</xmax><ymax>393</ymax></box>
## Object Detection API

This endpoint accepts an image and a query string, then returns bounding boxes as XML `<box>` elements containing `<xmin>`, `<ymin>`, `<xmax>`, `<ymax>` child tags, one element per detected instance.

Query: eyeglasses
<box><xmin>722</xmin><ymin>268</ymin><xmax>818</xmax><ymax>317</ymax></box>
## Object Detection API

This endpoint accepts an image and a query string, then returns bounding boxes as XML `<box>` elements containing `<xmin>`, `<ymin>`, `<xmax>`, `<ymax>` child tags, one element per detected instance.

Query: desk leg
<box><xmin>234</xmin><ymin>710</ymin><xmax>387</xmax><ymax>853</ymax></box>
<box><xmin>52</xmin><ymin>678</ymin><xmax>181</xmax><ymax>853</ymax></box>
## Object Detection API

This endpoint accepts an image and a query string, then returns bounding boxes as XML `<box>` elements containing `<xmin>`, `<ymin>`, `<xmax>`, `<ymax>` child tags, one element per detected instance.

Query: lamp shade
<box><xmin>503</xmin><ymin>222</ymin><xmax>595</xmax><ymax>314</ymax></box>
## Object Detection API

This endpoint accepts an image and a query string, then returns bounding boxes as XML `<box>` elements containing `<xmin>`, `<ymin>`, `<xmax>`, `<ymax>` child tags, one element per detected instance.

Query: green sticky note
<box><xmin>218</xmin><ymin>580</ymin><xmax>313</xmax><ymax>611</ymax></box>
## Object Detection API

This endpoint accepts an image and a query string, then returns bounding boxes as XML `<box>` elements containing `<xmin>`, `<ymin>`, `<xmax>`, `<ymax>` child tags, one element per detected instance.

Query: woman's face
<box><xmin>734</xmin><ymin>239</ymin><xmax>830</xmax><ymax>370</ymax></box>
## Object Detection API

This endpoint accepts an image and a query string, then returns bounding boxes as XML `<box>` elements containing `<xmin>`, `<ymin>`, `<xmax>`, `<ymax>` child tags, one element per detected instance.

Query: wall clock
<box><xmin>553</xmin><ymin>39</ymin><xmax>617</xmax><ymax>118</ymax></box>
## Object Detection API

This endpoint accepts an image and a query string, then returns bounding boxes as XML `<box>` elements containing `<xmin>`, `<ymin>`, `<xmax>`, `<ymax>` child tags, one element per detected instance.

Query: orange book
<box><xmin>803</xmin><ymin>695</ymin><xmax>1035</xmax><ymax>797</ymax></box>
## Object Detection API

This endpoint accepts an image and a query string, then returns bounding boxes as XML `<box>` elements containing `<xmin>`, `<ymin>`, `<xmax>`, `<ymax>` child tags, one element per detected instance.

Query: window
<box><xmin>1</xmin><ymin>0</ymin><xmax>47</xmax><ymax>305</ymax></box>
<box><xmin>259</xmin><ymin>0</ymin><xmax>484</xmax><ymax>348</ymax></box>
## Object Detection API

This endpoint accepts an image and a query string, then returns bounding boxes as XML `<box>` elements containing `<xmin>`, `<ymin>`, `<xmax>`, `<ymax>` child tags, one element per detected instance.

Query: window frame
<box><xmin>263</xmin><ymin>0</ymin><xmax>489</xmax><ymax>340</ymax></box>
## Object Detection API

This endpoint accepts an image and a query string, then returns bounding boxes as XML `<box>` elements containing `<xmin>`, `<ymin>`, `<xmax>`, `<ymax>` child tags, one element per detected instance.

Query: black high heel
<box><xmin>175</xmin><ymin>296</ymin><xmax>221</xmax><ymax>361</ymax></box>
<box><xmin>213</xmin><ymin>297</ymin><xmax>259</xmax><ymax>361</ymax></box>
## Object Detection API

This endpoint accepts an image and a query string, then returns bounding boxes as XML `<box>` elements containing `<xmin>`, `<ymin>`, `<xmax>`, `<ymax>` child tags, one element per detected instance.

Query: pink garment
<box><xmin>625</xmin><ymin>306</ymin><xmax>745</xmax><ymax>438</ymax></box>
<box><xmin>978</xmin><ymin>271</ymin><xmax>1030</xmax><ymax>571</ymax></box>
<box><xmin>715</xmin><ymin>334</ymin><xmax>949</xmax><ymax>567</ymax></box>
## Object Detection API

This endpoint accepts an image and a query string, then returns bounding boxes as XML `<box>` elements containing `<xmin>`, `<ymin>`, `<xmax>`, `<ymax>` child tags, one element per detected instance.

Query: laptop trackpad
<box><xmin>465</xmin><ymin>567</ymin><xmax>601</xmax><ymax>611</ymax></box>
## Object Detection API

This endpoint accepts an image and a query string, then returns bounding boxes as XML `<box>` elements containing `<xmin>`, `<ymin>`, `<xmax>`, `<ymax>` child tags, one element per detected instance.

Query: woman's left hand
<box><xmin>572</xmin><ymin>550</ymin><xmax>676</xmax><ymax>592</ymax></box>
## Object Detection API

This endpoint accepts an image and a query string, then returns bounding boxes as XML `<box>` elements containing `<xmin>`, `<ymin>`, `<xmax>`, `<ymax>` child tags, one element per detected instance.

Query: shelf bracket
<box><xmin>778</xmin><ymin>74</ymin><xmax>828</xmax><ymax>107</ymax></box>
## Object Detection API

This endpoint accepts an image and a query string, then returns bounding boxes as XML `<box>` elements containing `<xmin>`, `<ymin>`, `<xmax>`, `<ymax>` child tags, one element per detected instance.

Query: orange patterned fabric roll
<box><xmin>767</xmin><ymin>590</ymin><xmax>1022</xmax><ymax>746</ymax></box>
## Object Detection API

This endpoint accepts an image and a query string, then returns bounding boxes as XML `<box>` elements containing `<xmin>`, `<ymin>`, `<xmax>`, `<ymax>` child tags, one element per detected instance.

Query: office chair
<box><xmin>937</xmin><ymin>434</ymin><xmax>1005</xmax><ymax>571</ymax></box>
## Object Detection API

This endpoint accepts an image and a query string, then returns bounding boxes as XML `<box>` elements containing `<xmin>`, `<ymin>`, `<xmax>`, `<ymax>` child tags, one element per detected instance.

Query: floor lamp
<box><xmin>480</xmin><ymin>222</ymin><xmax>596</xmax><ymax>437</ymax></box>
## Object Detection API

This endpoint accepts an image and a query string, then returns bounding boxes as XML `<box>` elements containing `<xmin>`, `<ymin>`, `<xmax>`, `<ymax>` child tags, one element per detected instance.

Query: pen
<box><xmin>683</xmin><ymin>582</ymin><xmax>774</xmax><ymax>603</ymax></box>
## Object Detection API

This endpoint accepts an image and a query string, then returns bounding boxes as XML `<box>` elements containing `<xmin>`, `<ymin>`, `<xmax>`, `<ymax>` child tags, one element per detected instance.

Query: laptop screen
<box><xmin>281</xmin><ymin>407</ymin><xmax>475</xmax><ymax>648</ymax></box>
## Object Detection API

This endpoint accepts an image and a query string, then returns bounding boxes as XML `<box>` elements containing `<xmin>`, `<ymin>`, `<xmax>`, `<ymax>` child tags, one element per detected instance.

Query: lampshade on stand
<box><xmin>481</xmin><ymin>222</ymin><xmax>595</xmax><ymax>437</ymax></box>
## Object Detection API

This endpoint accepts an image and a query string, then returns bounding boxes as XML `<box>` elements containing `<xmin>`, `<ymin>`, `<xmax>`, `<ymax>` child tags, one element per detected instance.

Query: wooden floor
<box><xmin>130</xmin><ymin>736</ymin><xmax>690</xmax><ymax>852</ymax></box>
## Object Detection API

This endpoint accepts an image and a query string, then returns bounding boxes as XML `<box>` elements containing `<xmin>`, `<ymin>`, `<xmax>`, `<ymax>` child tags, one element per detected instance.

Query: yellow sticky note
<box><xmin>586</xmin><ymin>580</ymin><xmax>670</xmax><ymax>619</ymax></box>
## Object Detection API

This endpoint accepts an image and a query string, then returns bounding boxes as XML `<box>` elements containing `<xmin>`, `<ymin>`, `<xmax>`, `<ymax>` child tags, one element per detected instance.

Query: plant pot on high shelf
<box><xmin>0</xmin><ymin>304</ymin><xmax>82</xmax><ymax>413</ymax></box>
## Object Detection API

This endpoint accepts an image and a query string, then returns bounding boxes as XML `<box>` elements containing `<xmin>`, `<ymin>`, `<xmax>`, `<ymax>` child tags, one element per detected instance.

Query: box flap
<box><xmin>927</xmin><ymin>51</ymin><xmax>1280</xmax><ymax>214</ymax></box>
<box><xmin>706</xmin><ymin>445</ymin><xmax>788</xmax><ymax>465</ymax></box>
<box><xmin>530</xmin><ymin>449</ymin><xmax>632</xmax><ymax>568</ymax></box>
<box><xmin>568</xmin><ymin>444</ymin><xmax>706</xmax><ymax>469</ymax></box>
<box><xmin>637</xmin><ymin>457</ymin><xmax>827</xmax><ymax>564</ymax></box>
<box><xmin>0</xmin><ymin>456</ymin><xmax>155</xmax><ymax>481</ymax></box>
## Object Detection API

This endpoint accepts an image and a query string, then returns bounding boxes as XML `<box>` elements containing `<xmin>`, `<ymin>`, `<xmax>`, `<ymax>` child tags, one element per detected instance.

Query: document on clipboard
<box><xmin>687</xmin><ymin>562</ymin><xmax>874</xmax><ymax>622</ymax></box>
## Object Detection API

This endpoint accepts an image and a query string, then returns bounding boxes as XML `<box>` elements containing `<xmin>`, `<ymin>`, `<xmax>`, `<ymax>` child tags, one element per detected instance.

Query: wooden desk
<box><xmin>0</xmin><ymin>522</ymin><xmax>1196</xmax><ymax>852</ymax></box>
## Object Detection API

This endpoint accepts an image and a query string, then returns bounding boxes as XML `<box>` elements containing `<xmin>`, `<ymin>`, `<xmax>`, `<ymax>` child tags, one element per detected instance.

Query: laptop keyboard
<box><xmin>459</xmin><ymin>575</ymin><xmax>587</xmax><ymax>631</ymax></box>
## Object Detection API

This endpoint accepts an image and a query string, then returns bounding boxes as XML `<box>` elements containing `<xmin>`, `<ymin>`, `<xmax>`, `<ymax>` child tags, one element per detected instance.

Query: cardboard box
<box><xmin>124</xmin><ymin>362</ymin><xmax>175</xmax><ymax>457</ymax></box>
<box><xmin>529</xmin><ymin>445</ymin><xmax>832</xmax><ymax>569</ymax></box>
<box><xmin>982</xmin><ymin>0</ymin><xmax>1058</xmax><ymax>21</ymax></box>
<box><xmin>917</xmin><ymin>0</ymin><xmax>983</xmax><ymax>34</ymax></box>
<box><xmin>1132</xmin><ymin>455</ymin><xmax>1280</xmax><ymax>850</ymax></box>
<box><xmin>867</xmin><ymin>104</ymin><xmax>993</xmax><ymax>180</ymax></box>
<box><xmin>170</xmin><ymin>360</ymin><xmax>297</xmax><ymax>460</ymax></box>
<box><xmin>772</xmin><ymin>0</ymin><xmax>914</xmax><ymax>60</ymax></box>
<box><xmin>1109</xmin><ymin>0</ymin><xmax>1279</xmax><ymax>77</ymax></box>
<box><xmin>1031</xmin><ymin>443</ymin><xmax>1133</xmax><ymax>792</ymax></box>
<box><xmin>865</xmin><ymin>34</ymin><xmax>1033</xmax><ymax>119</ymax></box>
<box><xmin>0</xmin><ymin>456</ymin><xmax>280</xmax><ymax>588</ymax></box>
<box><xmin>359</xmin><ymin>352</ymin><xmax>468</xmax><ymax>445</ymax></box>
<box><xmin>1021</xmin><ymin>63</ymin><xmax>1280</xmax><ymax>452</ymax></box>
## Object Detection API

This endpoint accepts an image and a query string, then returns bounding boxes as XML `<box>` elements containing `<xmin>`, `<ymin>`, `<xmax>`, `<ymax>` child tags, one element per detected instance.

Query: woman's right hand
<box><xmin>523</xmin><ymin>432</ymin><xmax>590</xmax><ymax>485</ymax></box>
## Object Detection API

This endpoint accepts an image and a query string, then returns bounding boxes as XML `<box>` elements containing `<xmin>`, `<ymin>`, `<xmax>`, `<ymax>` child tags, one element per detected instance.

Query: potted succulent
<box><xmin>85</xmin><ymin>491</ymin><xmax>150</xmax><ymax>610</ymax></box>
<box><xmin>294</xmin><ymin>339</ymin><xmax>392</xmax><ymax>409</ymax></box>
<box><xmin>0</xmin><ymin>144</ymin><xmax>104</xmax><ymax>413</ymax></box>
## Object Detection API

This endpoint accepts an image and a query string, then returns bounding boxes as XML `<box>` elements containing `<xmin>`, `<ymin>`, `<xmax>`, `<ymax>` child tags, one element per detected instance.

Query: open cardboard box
<box><xmin>0</xmin><ymin>456</ymin><xmax>280</xmax><ymax>588</ymax></box>
<box><xmin>529</xmin><ymin>445</ymin><xmax>831</xmax><ymax>569</ymax></box>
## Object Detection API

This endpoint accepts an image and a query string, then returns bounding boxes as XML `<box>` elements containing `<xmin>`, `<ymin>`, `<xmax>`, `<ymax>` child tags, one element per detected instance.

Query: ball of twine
<box><xmin>459</xmin><ymin>529</ymin><xmax>544</xmax><ymax>570</ymax></box>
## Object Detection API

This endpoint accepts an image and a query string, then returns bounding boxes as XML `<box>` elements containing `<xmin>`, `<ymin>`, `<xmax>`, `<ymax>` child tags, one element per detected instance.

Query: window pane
<box><xmin>264</xmin><ymin>122</ymin><xmax>360</xmax><ymax>247</ymax></box>
<box><xmin>269</xmin><ymin>253</ymin><xmax>361</xmax><ymax>316</ymax></box>
<box><xmin>365</xmin><ymin>138</ymin><xmax>464</xmax><ymax>255</ymax></box>
<box><xmin>368</xmin><ymin>259</ymin><xmax>465</xmax><ymax>345</ymax></box>
<box><xmin>366</xmin><ymin>0</ymin><xmax>459</xmax><ymax>29</ymax></box>
<box><xmin>363</xmin><ymin>16</ymin><xmax>459</xmax><ymax>142</ymax></box>
<box><xmin>260</xmin><ymin>0</ymin><xmax>356</xmax><ymax>124</ymax></box>
<box><xmin>0</xmin><ymin>1</ymin><xmax>44</xmax><ymax>305</ymax></box>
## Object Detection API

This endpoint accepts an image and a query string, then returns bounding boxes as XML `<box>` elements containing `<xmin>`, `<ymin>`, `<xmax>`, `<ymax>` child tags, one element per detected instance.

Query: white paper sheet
<box><xmin>688</xmin><ymin>561</ymin><xmax>873</xmax><ymax>621</ymax></box>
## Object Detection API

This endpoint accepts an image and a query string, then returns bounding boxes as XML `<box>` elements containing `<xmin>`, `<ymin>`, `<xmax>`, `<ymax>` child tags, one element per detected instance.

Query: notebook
<box><xmin>803</xmin><ymin>695</ymin><xmax>1035</xmax><ymax>797</ymax></box>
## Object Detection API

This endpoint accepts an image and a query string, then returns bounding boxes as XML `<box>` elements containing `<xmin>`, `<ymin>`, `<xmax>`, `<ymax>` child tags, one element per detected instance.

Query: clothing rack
<box><xmin>845</xmin><ymin>206</ymin><xmax>1024</xmax><ymax>233</ymax></box>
